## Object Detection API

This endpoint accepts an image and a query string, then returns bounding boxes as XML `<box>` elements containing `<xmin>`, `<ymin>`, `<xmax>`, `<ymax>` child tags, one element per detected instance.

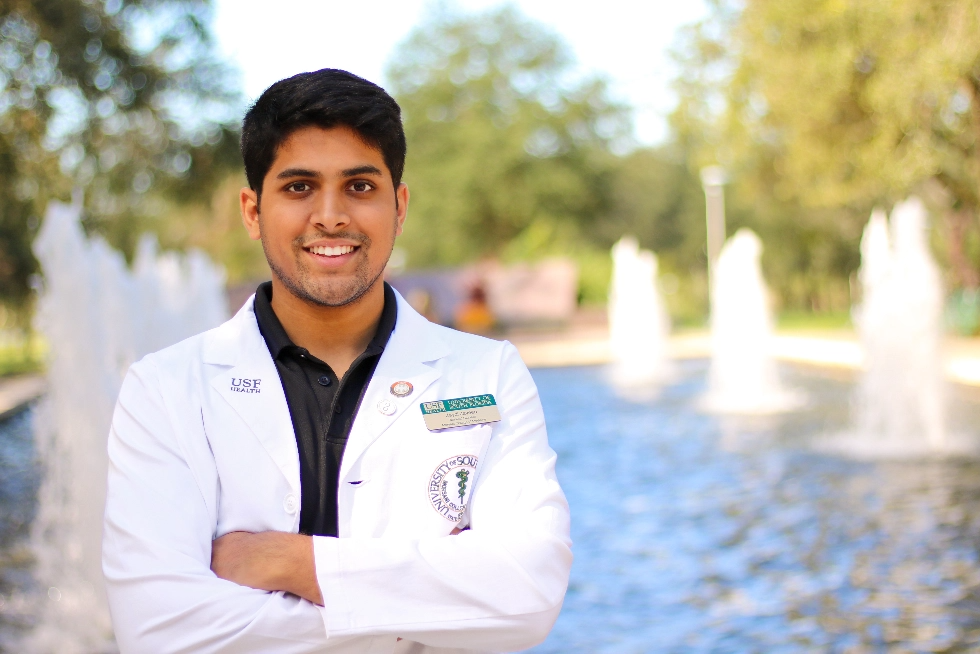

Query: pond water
<box><xmin>3</xmin><ymin>361</ymin><xmax>980</xmax><ymax>652</ymax></box>
<box><xmin>531</xmin><ymin>361</ymin><xmax>980</xmax><ymax>653</ymax></box>
<box><xmin>0</xmin><ymin>407</ymin><xmax>40</xmax><ymax>651</ymax></box>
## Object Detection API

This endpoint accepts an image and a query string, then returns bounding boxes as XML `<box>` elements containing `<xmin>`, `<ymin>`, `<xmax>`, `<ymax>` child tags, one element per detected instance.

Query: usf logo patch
<box><xmin>428</xmin><ymin>454</ymin><xmax>479</xmax><ymax>523</ymax></box>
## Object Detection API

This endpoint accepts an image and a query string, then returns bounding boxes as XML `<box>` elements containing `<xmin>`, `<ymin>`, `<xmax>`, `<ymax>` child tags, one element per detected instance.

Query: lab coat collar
<box><xmin>339</xmin><ymin>290</ymin><xmax>450</xmax><ymax>481</ymax></box>
<box><xmin>202</xmin><ymin>287</ymin><xmax>451</xmax><ymax>492</ymax></box>
<box><xmin>204</xmin><ymin>297</ymin><xmax>301</xmax><ymax>493</ymax></box>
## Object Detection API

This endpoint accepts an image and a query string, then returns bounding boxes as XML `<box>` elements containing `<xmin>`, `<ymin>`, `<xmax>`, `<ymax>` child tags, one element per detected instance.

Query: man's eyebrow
<box><xmin>341</xmin><ymin>164</ymin><xmax>383</xmax><ymax>178</ymax></box>
<box><xmin>276</xmin><ymin>168</ymin><xmax>321</xmax><ymax>180</ymax></box>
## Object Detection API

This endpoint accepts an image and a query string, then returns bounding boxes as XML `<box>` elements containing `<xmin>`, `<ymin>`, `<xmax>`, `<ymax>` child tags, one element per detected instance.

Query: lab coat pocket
<box><xmin>387</xmin><ymin>423</ymin><xmax>492</xmax><ymax>536</ymax></box>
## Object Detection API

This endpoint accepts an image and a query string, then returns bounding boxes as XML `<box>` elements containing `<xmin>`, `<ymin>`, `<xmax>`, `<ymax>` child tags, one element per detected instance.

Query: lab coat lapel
<box><xmin>204</xmin><ymin>297</ymin><xmax>300</xmax><ymax>494</ymax></box>
<box><xmin>339</xmin><ymin>292</ymin><xmax>449</xmax><ymax>481</ymax></box>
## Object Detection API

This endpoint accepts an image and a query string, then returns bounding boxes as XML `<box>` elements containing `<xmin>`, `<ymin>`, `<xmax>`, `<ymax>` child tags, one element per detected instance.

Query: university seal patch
<box><xmin>428</xmin><ymin>454</ymin><xmax>479</xmax><ymax>523</ymax></box>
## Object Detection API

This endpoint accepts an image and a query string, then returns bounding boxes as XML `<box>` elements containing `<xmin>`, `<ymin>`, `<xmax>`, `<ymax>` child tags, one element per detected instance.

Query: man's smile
<box><xmin>306</xmin><ymin>244</ymin><xmax>358</xmax><ymax>257</ymax></box>
<box><xmin>300</xmin><ymin>237</ymin><xmax>365</xmax><ymax>268</ymax></box>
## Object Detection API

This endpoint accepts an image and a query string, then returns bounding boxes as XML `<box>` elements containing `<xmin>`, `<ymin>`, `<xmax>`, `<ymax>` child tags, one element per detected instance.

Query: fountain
<box><xmin>847</xmin><ymin>197</ymin><xmax>949</xmax><ymax>457</ymax></box>
<box><xmin>22</xmin><ymin>197</ymin><xmax>227</xmax><ymax>652</ymax></box>
<box><xmin>701</xmin><ymin>229</ymin><xmax>803</xmax><ymax>414</ymax></box>
<box><xmin>608</xmin><ymin>236</ymin><xmax>671</xmax><ymax>390</ymax></box>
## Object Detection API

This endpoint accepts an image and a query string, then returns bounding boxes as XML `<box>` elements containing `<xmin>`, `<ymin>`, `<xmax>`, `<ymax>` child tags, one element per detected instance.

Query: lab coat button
<box><xmin>283</xmin><ymin>494</ymin><xmax>298</xmax><ymax>515</ymax></box>
<box><xmin>377</xmin><ymin>398</ymin><xmax>396</xmax><ymax>415</ymax></box>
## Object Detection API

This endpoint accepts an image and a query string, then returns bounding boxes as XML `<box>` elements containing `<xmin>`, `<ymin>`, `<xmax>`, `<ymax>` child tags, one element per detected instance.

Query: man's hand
<box><xmin>211</xmin><ymin>531</ymin><xmax>323</xmax><ymax>605</ymax></box>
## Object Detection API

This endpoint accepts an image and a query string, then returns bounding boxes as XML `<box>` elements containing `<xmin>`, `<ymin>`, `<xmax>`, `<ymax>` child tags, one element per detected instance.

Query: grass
<box><xmin>0</xmin><ymin>335</ymin><xmax>46</xmax><ymax>378</ymax></box>
<box><xmin>775</xmin><ymin>310</ymin><xmax>852</xmax><ymax>331</ymax></box>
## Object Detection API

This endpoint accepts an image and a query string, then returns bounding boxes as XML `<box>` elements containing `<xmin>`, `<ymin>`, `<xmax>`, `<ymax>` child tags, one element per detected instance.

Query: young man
<box><xmin>102</xmin><ymin>69</ymin><xmax>572</xmax><ymax>652</ymax></box>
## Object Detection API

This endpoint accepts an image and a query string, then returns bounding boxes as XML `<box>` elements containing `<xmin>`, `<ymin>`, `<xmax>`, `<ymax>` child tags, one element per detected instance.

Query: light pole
<box><xmin>700</xmin><ymin>165</ymin><xmax>727</xmax><ymax>295</ymax></box>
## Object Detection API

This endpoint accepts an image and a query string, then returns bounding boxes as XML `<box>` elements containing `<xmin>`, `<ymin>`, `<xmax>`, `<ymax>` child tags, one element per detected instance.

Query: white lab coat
<box><xmin>102</xmin><ymin>290</ymin><xmax>572</xmax><ymax>654</ymax></box>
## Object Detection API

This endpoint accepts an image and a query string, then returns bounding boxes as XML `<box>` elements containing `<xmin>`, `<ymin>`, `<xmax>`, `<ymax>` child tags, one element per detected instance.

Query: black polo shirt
<box><xmin>253</xmin><ymin>281</ymin><xmax>397</xmax><ymax>537</ymax></box>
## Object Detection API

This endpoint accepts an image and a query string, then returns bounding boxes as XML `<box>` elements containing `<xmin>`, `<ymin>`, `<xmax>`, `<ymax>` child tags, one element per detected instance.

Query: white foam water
<box><xmin>22</xmin><ymin>197</ymin><xmax>227</xmax><ymax>652</ymax></box>
<box><xmin>827</xmin><ymin>198</ymin><xmax>960</xmax><ymax>458</ymax></box>
<box><xmin>608</xmin><ymin>237</ymin><xmax>671</xmax><ymax>394</ymax></box>
<box><xmin>701</xmin><ymin>229</ymin><xmax>803</xmax><ymax>414</ymax></box>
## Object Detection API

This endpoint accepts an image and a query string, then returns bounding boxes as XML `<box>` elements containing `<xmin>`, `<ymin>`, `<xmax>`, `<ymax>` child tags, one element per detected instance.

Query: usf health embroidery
<box><xmin>230</xmin><ymin>378</ymin><xmax>261</xmax><ymax>394</ymax></box>
<box><xmin>428</xmin><ymin>454</ymin><xmax>479</xmax><ymax>523</ymax></box>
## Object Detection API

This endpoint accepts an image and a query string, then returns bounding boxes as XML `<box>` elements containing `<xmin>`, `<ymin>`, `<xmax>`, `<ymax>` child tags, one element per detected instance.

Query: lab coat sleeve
<box><xmin>103</xmin><ymin>360</ymin><xmax>341</xmax><ymax>654</ymax></box>
<box><xmin>313</xmin><ymin>341</ymin><xmax>572</xmax><ymax>651</ymax></box>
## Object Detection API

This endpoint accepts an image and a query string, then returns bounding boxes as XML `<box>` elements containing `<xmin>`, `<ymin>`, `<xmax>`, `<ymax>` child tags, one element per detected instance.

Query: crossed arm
<box><xmin>209</xmin><ymin>527</ymin><xmax>466</xmax><ymax>606</ymax></box>
<box><xmin>210</xmin><ymin>532</ymin><xmax>322</xmax><ymax>605</ymax></box>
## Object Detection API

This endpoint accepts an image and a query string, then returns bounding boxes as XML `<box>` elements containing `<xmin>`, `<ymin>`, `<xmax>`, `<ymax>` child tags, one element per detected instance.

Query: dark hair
<box><xmin>240</xmin><ymin>69</ymin><xmax>406</xmax><ymax>197</ymax></box>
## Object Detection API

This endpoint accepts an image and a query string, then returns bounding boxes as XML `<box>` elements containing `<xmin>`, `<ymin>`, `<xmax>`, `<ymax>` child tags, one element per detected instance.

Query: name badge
<box><xmin>420</xmin><ymin>394</ymin><xmax>501</xmax><ymax>431</ymax></box>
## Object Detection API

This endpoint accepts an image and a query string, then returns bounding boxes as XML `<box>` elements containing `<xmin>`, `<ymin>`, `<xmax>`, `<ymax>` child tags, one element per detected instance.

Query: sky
<box><xmin>212</xmin><ymin>0</ymin><xmax>707</xmax><ymax>146</ymax></box>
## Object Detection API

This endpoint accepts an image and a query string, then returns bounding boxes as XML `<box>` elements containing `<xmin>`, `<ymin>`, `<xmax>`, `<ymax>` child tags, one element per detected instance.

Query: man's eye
<box><xmin>349</xmin><ymin>181</ymin><xmax>373</xmax><ymax>193</ymax></box>
<box><xmin>287</xmin><ymin>182</ymin><xmax>310</xmax><ymax>192</ymax></box>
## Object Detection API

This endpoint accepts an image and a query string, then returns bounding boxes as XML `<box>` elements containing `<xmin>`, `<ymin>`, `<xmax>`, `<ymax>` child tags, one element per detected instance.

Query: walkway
<box><xmin>0</xmin><ymin>374</ymin><xmax>45</xmax><ymax>420</ymax></box>
<box><xmin>510</xmin><ymin>327</ymin><xmax>980</xmax><ymax>387</ymax></box>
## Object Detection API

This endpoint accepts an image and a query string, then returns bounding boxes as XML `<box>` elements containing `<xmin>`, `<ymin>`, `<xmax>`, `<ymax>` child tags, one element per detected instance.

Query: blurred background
<box><xmin>0</xmin><ymin>0</ymin><xmax>884</xmax><ymax>344</ymax></box>
<box><xmin>3</xmin><ymin>0</ymin><xmax>978</xmax><ymax>349</ymax></box>
<box><xmin>3</xmin><ymin>0</ymin><xmax>980</xmax><ymax>652</ymax></box>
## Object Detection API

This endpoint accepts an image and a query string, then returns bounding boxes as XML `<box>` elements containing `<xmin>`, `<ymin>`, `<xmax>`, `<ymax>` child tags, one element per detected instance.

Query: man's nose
<box><xmin>310</xmin><ymin>189</ymin><xmax>351</xmax><ymax>232</ymax></box>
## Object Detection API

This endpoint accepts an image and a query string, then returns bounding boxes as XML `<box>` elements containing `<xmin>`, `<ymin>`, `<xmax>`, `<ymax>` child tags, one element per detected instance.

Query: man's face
<box><xmin>240</xmin><ymin>125</ymin><xmax>408</xmax><ymax>307</ymax></box>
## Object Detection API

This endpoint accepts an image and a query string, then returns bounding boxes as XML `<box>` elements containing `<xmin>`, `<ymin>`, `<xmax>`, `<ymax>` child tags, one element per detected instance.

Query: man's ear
<box><xmin>395</xmin><ymin>182</ymin><xmax>409</xmax><ymax>237</ymax></box>
<box><xmin>240</xmin><ymin>187</ymin><xmax>261</xmax><ymax>241</ymax></box>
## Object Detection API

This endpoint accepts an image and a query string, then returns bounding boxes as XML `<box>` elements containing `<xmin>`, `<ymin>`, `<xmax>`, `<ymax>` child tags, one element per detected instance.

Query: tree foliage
<box><xmin>386</xmin><ymin>5</ymin><xmax>630</xmax><ymax>270</ymax></box>
<box><xmin>0</xmin><ymin>0</ymin><xmax>242</xmax><ymax>312</ymax></box>
<box><xmin>672</xmin><ymin>0</ymin><xmax>980</xmax><ymax>297</ymax></box>
<box><xmin>600</xmin><ymin>147</ymin><xmax>705</xmax><ymax>272</ymax></box>
<box><xmin>599</xmin><ymin>146</ymin><xmax>709</xmax><ymax>321</ymax></box>
<box><xmin>730</xmin><ymin>0</ymin><xmax>979</xmax><ymax>211</ymax></box>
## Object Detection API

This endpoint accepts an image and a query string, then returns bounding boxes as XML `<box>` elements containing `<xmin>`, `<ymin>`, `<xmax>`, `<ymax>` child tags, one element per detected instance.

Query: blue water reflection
<box><xmin>0</xmin><ymin>407</ymin><xmax>39</xmax><ymax>649</ymax></box>
<box><xmin>530</xmin><ymin>361</ymin><xmax>980</xmax><ymax>653</ymax></box>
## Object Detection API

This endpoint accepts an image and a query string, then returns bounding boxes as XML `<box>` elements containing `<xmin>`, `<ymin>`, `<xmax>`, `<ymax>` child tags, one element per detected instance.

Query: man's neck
<box><xmin>269</xmin><ymin>278</ymin><xmax>385</xmax><ymax>379</ymax></box>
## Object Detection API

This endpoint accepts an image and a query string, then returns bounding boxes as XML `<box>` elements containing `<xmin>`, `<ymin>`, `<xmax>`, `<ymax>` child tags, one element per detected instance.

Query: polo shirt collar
<box><xmin>253</xmin><ymin>280</ymin><xmax>398</xmax><ymax>360</ymax></box>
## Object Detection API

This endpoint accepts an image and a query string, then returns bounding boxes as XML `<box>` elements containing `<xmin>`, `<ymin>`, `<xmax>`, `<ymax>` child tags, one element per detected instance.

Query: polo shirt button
<box><xmin>283</xmin><ymin>493</ymin><xmax>298</xmax><ymax>515</ymax></box>
<box><xmin>318</xmin><ymin>375</ymin><xmax>331</xmax><ymax>386</ymax></box>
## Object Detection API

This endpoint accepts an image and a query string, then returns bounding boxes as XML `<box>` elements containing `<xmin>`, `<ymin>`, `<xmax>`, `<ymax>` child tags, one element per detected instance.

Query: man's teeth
<box><xmin>309</xmin><ymin>245</ymin><xmax>355</xmax><ymax>256</ymax></box>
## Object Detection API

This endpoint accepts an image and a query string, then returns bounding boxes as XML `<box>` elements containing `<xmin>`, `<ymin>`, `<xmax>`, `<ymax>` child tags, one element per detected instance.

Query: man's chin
<box><xmin>269</xmin><ymin>254</ymin><xmax>385</xmax><ymax>309</ymax></box>
<box><xmin>286</xmin><ymin>276</ymin><xmax>378</xmax><ymax>308</ymax></box>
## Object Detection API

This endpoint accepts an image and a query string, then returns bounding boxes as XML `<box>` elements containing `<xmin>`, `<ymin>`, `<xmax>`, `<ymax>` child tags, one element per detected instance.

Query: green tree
<box><xmin>0</xmin><ymin>0</ymin><xmax>242</xmax><ymax>316</ymax></box>
<box><xmin>673</xmin><ymin>0</ymin><xmax>980</xmax><ymax>298</ymax></box>
<box><xmin>597</xmin><ymin>146</ymin><xmax>709</xmax><ymax>322</ymax></box>
<box><xmin>600</xmin><ymin>147</ymin><xmax>705</xmax><ymax>269</ymax></box>
<box><xmin>386</xmin><ymin>4</ymin><xmax>629</xmax><ymax>280</ymax></box>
